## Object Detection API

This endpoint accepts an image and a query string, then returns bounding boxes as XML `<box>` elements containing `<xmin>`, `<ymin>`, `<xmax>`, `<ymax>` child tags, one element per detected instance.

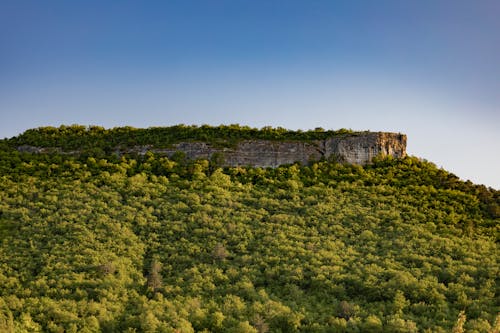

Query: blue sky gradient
<box><xmin>1</xmin><ymin>0</ymin><xmax>499</xmax><ymax>188</ymax></box>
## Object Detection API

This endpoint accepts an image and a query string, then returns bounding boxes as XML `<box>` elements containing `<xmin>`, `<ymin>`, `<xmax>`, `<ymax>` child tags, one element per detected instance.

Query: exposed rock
<box><xmin>145</xmin><ymin>132</ymin><xmax>406</xmax><ymax>167</ymax></box>
<box><xmin>17</xmin><ymin>145</ymin><xmax>45</xmax><ymax>153</ymax></box>
<box><xmin>323</xmin><ymin>132</ymin><xmax>407</xmax><ymax>164</ymax></box>
<box><xmin>17</xmin><ymin>145</ymin><xmax>62</xmax><ymax>154</ymax></box>
<box><xmin>16</xmin><ymin>132</ymin><xmax>407</xmax><ymax>167</ymax></box>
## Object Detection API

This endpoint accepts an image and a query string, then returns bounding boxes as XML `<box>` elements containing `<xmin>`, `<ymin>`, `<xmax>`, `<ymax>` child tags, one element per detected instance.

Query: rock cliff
<box><xmin>131</xmin><ymin>132</ymin><xmax>407</xmax><ymax>167</ymax></box>
<box><xmin>16</xmin><ymin>131</ymin><xmax>407</xmax><ymax>167</ymax></box>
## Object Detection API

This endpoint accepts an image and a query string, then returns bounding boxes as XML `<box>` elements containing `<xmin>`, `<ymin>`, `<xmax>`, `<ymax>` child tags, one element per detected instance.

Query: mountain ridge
<box><xmin>6</xmin><ymin>125</ymin><xmax>406</xmax><ymax>167</ymax></box>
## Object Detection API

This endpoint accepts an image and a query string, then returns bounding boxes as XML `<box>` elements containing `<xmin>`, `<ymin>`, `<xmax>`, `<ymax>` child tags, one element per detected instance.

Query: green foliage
<box><xmin>453</xmin><ymin>311</ymin><xmax>467</xmax><ymax>333</ymax></box>
<box><xmin>146</xmin><ymin>260</ymin><xmax>163</xmax><ymax>294</ymax></box>
<box><xmin>0</xmin><ymin>297</ymin><xmax>14</xmax><ymax>333</ymax></box>
<box><xmin>6</xmin><ymin>124</ymin><xmax>356</xmax><ymax>152</ymax></box>
<box><xmin>0</xmin><ymin>141</ymin><xmax>498</xmax><ymax>332</ymax></box>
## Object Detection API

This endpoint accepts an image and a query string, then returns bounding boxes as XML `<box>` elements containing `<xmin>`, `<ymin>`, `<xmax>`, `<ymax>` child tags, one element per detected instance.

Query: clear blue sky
<box><xmin>1</xmin><ymin>0</ymin><xmax>499</xmax><ymax>188</ymax></box>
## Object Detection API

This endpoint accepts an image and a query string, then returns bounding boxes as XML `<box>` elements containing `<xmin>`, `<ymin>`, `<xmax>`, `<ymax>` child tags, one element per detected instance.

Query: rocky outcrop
<box><xmin>142</xmin><ymin>132</ymin><xmax>407</xmax><ymax>167</ymax></box>
<box><xmin>323</xmin><ymin>132</ymin><xmax>407</xmax><ymax>165</ymax></box>
<box><xmin>16</xmin><ymin>132</ymin><xmax>407</xmax><ymax>167</ymax></box>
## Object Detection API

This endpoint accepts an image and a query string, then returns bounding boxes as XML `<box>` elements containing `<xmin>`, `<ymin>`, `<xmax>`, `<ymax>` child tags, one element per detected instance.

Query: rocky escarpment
<box><xmin>16</xmin><ymin>132</ymin><xmax>406</xmax><ymax>167</ymax></box>
<box><xmin>124</xmin><ymin>132</ymin><xmax>407</xmax><ymax>167</ymax></box>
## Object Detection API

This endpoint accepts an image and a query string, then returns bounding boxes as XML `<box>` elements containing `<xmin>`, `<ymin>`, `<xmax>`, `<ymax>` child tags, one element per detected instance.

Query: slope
<box><xmin>0</xmin><ymin>130</ymin><xmax>498</xmax><ymax>332</ymax></box>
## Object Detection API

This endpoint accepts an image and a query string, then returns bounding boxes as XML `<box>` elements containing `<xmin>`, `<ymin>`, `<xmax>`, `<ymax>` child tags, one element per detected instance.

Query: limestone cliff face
<box><xmin>16</xmin><ymin>132</ymin><xmax>407</xmax><ymax>167</ymax></box>
<box><xmin>145</xmin><ymin>132</ymin><xmax>406</xmax><ymax>167</ymax></box>
<box><xmin>323</xmin><ymin>132</ymin><xmax>407</xmax><ymax>165</ymax></box>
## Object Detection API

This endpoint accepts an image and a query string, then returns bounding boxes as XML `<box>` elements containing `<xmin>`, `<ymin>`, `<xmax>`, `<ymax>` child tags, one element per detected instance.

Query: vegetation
<box><xmin>7</xmin><ymin>124</ymin><xmax>356</xmax><ymax>153</ymax></box>
<box><xmin>0</xmin><ymin>126</ymin><xmax>498</xmax><ymax>332</ymax></box>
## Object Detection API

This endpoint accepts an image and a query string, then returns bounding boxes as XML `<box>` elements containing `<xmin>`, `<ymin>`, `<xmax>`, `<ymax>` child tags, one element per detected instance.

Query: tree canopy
<box><xmin>0</xmin><ymin>128</ymin><xmax>498</xmax><ymax>332</ymax></box>
<box><xmin>7</xmin><ymin>124</ymin><xmax>356</xmax><ymax>152</ymax></box>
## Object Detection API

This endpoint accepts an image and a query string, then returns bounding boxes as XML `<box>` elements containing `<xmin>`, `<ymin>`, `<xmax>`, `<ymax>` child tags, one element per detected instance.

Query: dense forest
<box><xmin>0</xmin><ymin>126</ymin><xmax>499</xmax><ymax>332</ymax></box>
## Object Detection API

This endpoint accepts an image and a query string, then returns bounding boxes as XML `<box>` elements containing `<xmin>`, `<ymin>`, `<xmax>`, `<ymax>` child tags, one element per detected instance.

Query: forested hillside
<box><xmin>0</xmin><ymin>127</ymin><xmax>499</xmax><ymax>332</ymax></box>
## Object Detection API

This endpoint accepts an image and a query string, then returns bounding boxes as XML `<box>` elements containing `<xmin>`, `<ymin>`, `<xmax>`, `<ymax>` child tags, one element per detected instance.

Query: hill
<box><xmin>0</xmin><ymin>125</ymin><xmax>498</xmax><ymax>332</ymax></box>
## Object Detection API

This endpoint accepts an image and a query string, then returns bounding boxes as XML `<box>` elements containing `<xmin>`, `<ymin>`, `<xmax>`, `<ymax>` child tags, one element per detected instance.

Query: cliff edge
<box><xmin>12</xmin><ymin>126</ymin><xmax>407</xmax><ymax>167</ymax></box>
<box><xmin>129</xmin><ymin>132</ymin><xmax>407</xmax><ymax>167</ymax></box>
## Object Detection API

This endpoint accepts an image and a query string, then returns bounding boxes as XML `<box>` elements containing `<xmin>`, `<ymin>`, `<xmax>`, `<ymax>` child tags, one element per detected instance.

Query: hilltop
<box><xmin>6</xmin><ymin>125</ymin><xmax>406</xmax><ymax>167</ymax></box>
<box><xmin>5</xmin><ymin>124</ymin><xmax>358</xmax><ymax>150</ymax></box>
<box><xmin>0</xmin><ymin>125</ymin><xmax>498</xmax><ymax>332</ymax></box>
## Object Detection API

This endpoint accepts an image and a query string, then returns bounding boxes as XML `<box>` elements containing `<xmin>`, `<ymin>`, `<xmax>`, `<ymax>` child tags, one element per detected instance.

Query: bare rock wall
<box><xmin>16</xmin><ymin>132</ymin><xmax>407</xmax><ymax>167</ymax></box>
<box><xmin>147</xmin><ymin>132</ymin><xmax>406</xmax><ymax>167</ymax></box>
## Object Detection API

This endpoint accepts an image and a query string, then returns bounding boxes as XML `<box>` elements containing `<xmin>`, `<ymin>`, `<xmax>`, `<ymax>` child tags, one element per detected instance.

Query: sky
<box><xmin>0</xmin><ymin>0</ymin><xmax>499</xmax><ymax>188</ymax></box>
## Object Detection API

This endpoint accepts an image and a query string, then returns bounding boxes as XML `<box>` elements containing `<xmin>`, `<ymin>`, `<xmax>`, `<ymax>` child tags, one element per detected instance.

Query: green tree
<box><xmin>0</xmin><ymin>298</ymin><xmax>14</xmax><ymax>333</ymax></box>
<box><xmin>452</xmin><ymin>311</ymin><xmax>466</xmax><ymax>333</ymax></box>
<box><xmin>147</xmin><ymin>260</ymin><xmax>163</xmax><ymax>293</ymax></box>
